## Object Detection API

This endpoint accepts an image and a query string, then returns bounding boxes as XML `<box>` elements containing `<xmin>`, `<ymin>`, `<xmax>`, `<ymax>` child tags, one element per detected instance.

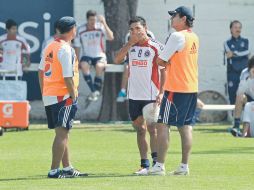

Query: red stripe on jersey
<box><xmin>65</xmin><ymin>97</ymin><xmax>73</xmax><ymax>106</ymax></box>
<box><xmin>149</xmin><ymin>44</ymin><xmax>160</xmax><ymax>90</ymax></box>
<box><xmin>57</xmin><ymin>96</ymin><xmax>64</xmax><ymax>102</ymax></box>
<box><xmin>168</xmin><ymin>91</ymin><xmax>174</xmax><ymax>102</ymax></box>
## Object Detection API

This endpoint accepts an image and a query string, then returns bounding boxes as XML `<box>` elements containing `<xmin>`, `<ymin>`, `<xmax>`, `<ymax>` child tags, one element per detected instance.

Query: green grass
<box><xmin>0</xmin><ymin>123</ymin><xmax>253</xmax><ymax>190</ymax></box>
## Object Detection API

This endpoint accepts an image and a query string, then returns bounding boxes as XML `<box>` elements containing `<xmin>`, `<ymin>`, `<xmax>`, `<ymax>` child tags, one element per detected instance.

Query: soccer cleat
<box><xmin>169</xmin><ymin>166</ymin><xmax>189</xmax><ymax>176</ymax></box>
<box><xmin>134</xmin><ymin>167</ymin><xmax>149</xmax><ymax>175</ymax></box>
<box><xmin>230</xmin><ymin>127</ymin><xmax>242</xmax><ymax>137</ymax></box>
<box><xmin>62</xmin><ymin>168</ymin><xmax>88</xmax><ymax>177</ymax></box>
<box><xmin>48</xmin><ymin>170</ymin><xmax>72</xmax><ymax>179</ymax></box>
<box><xmin>116</xmin><ymin>91</ymin><xmax>127</xmax><ymax>102</ymax></box>
<box><xmin>149</xmin><ymin>164</ymin><xmax>165</xmax><ymax>176</ymax></box>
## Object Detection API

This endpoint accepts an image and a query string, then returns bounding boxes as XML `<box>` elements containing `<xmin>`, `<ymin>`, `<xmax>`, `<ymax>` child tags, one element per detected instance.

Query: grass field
<box><xmin>0</xmin><ymin>123</ymin><xmax>253</xmax><ymax>190</ymax></box>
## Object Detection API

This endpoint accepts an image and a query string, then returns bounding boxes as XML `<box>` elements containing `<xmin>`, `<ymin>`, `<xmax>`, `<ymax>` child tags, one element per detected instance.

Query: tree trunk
<box><xmin>99</xmin><ymin>0</ymin><xmax>138</xmax><ymax>121</ymax></box>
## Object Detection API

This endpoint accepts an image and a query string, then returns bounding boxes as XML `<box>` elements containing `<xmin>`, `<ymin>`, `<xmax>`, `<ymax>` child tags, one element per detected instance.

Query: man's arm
<box><xmin>64</xmin><ymin>77</ymin><xmax>77</xmax><ymax>100</ymax></box>
<box><xmin>114</xmin><ymin>42</ymin><xmax>133</xmax><ymax>64</ymax></box>
<box><xmin>74</xmin><ymin>47</ymin><xmax>80</xmax><ymax>61</ymax></box>
<box><xmin>156</xmin><ymin>32</ymin><xmax>185</xmax><ymax>67</ymax></box>
<box><xmin>38</xmin><ymin>70</ymin><xmax>44</xmax><ymax>94</ymax></box>
<box><xmin>156</xmin><ymin>68</ymin><xmax>166</xmax><ymax>105</ymax></box>
<box><xmin>98</xmin><ymin>15</ymin><xmax>114</xmax><ymax>41</ymax></box>
<box><xmin>234</xmin><ymin>39</ymin><xmax>250</xmax><ymax>57</ymax></box>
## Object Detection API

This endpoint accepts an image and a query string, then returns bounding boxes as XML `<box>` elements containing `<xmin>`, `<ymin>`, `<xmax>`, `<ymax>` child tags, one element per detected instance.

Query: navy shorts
<box><xmin>227</xmin><ymin>72</ymin><xmax>241</xmax><ymax>104</ymax></box>
<box><xmin>45</xmin><ymin>98</ymin><xmax>78</xmax><ymax>130</ymax></box>
<box><xmin>158</xmin><ymin>91</ymin><xmax>197</xmax><ymax>127</ymax></box>
<box><xmin>80</xmin><ymin>56</ymin><xmax>106</xmax><ymax>66</ymax></box>
<box><xmin>129</xmin><ymin>99</ymin><xmax>155</xmax><ymax>121</ymax></box>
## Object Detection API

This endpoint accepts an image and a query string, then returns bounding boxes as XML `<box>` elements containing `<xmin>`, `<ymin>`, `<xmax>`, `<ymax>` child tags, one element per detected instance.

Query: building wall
<box><xmin>74</xmin><ymin>0</ymin><xmax>254</xmax><ymax>100</ymax></box>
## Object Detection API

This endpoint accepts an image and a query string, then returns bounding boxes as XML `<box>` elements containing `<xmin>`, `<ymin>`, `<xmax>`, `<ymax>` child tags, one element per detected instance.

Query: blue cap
<box><xmin>168</xmin><ymin>6</ymin><xmax>194</xmax><ymax>21</ymax></box>
<box><xmin>57</xmin><ymin>16</ymin><xmax>76</xmax><ymax>34</ymax></box>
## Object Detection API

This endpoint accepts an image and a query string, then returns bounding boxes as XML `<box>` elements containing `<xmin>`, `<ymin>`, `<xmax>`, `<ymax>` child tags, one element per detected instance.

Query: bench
<box><xmin>202</xmin><ymin>104</ymin><xmax>235</xmax><ymax>111</ymax></box>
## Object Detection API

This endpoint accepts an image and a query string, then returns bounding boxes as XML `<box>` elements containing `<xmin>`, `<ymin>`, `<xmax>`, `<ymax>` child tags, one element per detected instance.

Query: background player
<box><xmin>74</xmin><ymin>10</ymin><xmax>114</xmax><ymax>101</ymax></box>
<box><xmin>0</xmin><ymin>19</ymin><xmax>30</xmax><ymax>79</ymax></box>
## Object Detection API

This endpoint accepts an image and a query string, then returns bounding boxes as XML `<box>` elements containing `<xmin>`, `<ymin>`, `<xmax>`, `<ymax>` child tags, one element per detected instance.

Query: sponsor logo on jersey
<box><xmin>132</xmin><ymin>59</ymin><xmax>148</xmax><ymax>67</ymax></box>
<box><xmin>44</xmin><ymin>63</ymin><xmax>52</xmax><ymax>77</ymax></box>
<box><xmin>190</xmin><ymin>42</ymin><xmax>197</xmax><ymax>54</ymax></box>
<box><xmin>144</xmin><ymin>50</ymin><xmax>150</xmax><ymax>57</ymax></box>
<box><xmin>131</xmin><ymin>48</ymin><xmax>136</xmax><ymax>53</ymax></box>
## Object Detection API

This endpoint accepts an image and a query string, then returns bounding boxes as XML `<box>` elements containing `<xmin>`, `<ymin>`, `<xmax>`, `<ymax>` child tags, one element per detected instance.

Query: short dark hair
<box><xmin>5</xmin><ymin>19</ymin><xmax>17</xmax><ymax>30</ymax></box>
<box><xmin>230</xmin><ymin>20</ymin><xmax>242</xmax><ymax>29</ymax></box>
<box><xmin>86</xmin><ymin>10</ymin><xmax>97</xmax><ymax>19</ymax></box>
<box><xmin>178</xmin><ymin>13</ymin><xmax>194</xmax><ymax>27</ymax></box>
<box><xmin>248</xmin><ymin>56</ymin><xmax>254</xmax><ymax>71</ymax></box>
<box><xmin>129</xmin><ymin>16</ymin><xmax>146</xmax><ymax>26</ymax></box>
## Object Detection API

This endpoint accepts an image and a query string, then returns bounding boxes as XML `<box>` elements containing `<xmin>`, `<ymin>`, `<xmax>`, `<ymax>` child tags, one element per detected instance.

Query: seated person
<box><xmin>231</xmin><ymin>56</ymin><xmax>254</xmax><ymax>136</ymax></box>
<box><xmin>242</xmin><ymin>101</ymin><xmax>254</xmax><ymax>137</ymax></box>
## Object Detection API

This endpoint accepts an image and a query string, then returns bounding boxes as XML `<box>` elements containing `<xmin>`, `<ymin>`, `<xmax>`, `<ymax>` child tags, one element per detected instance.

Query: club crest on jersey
<box><xmin>95</xmin><ymin>33</ymin><xmax>100</xmax><ymax>37</ymax></box>
<box><xmin>16</xmin><ymin>44</ymin><xmax>20</xmax><ymax>49</ymax></box>
<box><xmin>44</xmin><ymin>63</ymin><xmax>52</xmax><ymax>77</ymax></box>
<box><xmin>144</xmin><ymin>50</ymin><xmax>150</xmax><ymax>57</ymax></box>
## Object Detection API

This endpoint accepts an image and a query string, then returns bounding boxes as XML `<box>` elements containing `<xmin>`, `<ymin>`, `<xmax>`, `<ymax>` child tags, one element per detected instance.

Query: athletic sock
<box><xmin>151</xmin><ymin>152</ymin><xmax>158</xmax><ymax>165</ymax></box>
<box><xmin>141</xmin><ymin>159</ymin><xmax>150</xmax><ymax>168</ymax></box>
<box><xmin>120</xmin><ymin>88</ymin><xmax>126</xmax><ymax>93</ymax></box>
<box><xmin>94</xmin><ymin>76</ymin><xmax>102</xmax><ymax>91</ymax></box>
<box><xmin>234</xmin><ymin>118</ymin><xmax>241</xmax><ymax>129</ymax></box>
<box><xmin>83</xmin><ymin>74</ymin><xmax>94</xmax><ymax>92</ymax></box>
<box><xmin>180</xmin><ymin>163</ymin><xmax>189</xmax><ymax>170</ymax></box>
<box><xmin>62</xmin><ymin>166</ymin><xmax>73</xmax><ymax>171</ymax></box>
<box><xmin>49</xmin><ymin>168</ymin><xmax>60</xmax><ymax>175</ymax></box>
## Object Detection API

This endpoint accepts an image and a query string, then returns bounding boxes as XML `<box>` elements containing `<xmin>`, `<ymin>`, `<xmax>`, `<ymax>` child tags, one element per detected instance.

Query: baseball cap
<box><xmin>57</xmin><ymin>16</ymin><xmax>76</xmax><ymax>34</ymax></box>
<box><xmin>168</xmin><ymin>6</ymin><xmax>194</xmax><ymax>21</ymax></box>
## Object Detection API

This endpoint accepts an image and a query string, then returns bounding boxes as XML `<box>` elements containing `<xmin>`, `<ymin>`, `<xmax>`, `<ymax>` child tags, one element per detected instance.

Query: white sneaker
<box><xmin>169</xmin><ymin>166</ymin><xmax>189</xmax><ymax>176</ymax></box>
<box><xmin>134</xmin><ymin>167</ymin><xmax>149</xmax><ymax>176</ymax></box>
<box><xmin>149</xmin><ymin>164</ymin><xmax>165</xmax><ymax>176</ymax></box>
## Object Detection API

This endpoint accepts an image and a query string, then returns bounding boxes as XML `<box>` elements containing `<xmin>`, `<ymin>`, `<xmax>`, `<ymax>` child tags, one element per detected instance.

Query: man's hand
<box><xmin>129</xmin><ymin>33</ymin><xmax>141</xmax><ymax>46</ymax></box>
<box><xmin>226</xmin><ymin>51</ymin><xmax>234</xmax><ymax>58</ymax></box>
<box><xmin>156</xmin><ymin>93</ymin><xmax>163</xmax><ymax>106</ymax></box>
<box><xmin>97</xmin><ymin>15</ymin><xmax>106</xmax><ymax>25</ymax></box>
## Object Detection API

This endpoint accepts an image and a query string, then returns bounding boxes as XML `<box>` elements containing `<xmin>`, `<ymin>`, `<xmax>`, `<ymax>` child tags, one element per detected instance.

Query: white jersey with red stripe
<box><xmin>74</xmin><ymin>22</ymin><xmax>106</xmax><ymax>58</ymax></box>
<box><xmin>0</xmin><ymin>34</ymin><xmax>30</xmax><ymax>76</ymax></box>
<box><xmin>127</xmin><ymin>38</ymin><xmax>164</xmax><ymax>100</ymax></box>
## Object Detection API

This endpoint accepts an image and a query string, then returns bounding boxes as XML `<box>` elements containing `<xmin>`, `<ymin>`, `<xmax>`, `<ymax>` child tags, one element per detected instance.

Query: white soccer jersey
<box><xmin>127</xmin><ymin>39</ymin><xmax>164</xmax><ymax>100</ymax></box>
<box><xmin>243</xmin><ymin>101</ymin><xmax>254</xmax><ymax>137</ymax></box>
<box><xmin>0</xmin><ymin>34</ymin><xmax>30</xmax><ymax>76</ymax></box>
<box><xmin>74</xmin><ymin>23</ymin><xmax>106</xmax><ymax>58</ymax></box>
<box><xmin>237</xmin><ymin>77</ymin><xmax>254</xmax><ymax>99</ymax></box>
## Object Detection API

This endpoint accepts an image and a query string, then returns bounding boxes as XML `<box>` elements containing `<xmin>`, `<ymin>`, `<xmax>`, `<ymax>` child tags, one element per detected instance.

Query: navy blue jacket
<box><xmin>224</xmin><ymin>36</ymin><xmax>249</xmax><ymax>73</ymax></box>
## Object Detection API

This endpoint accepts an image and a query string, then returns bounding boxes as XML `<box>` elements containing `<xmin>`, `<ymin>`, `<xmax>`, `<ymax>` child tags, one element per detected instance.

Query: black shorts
<box><xmin>245</xmin><ymin>94</ymin><xmax>254</xmax><ymax>102</ymax></box>
<box><xmin>158</xmin><ymin>91</ymin><xmax>197</xmax><ymax>127</ymax></box>
<box><xmin>128</xmin><ymin>99</ymin><xmax>155</xmax><ymax>121</ymax></box>
<box><xmin>80</xmin><ymin>56</ymin><xmax>106</xmax><ymax>66</ymax></box>
<box><xmin>45</xmin><ymin>98</ymin><xmax>78</xmax><ymax>130</ymax></box>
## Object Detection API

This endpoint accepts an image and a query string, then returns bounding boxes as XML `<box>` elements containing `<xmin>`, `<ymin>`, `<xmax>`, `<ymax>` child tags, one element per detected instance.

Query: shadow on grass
<box><xmin>192</xmin><ymin>147</ymin><xmax>254</xmax><ymax>155</ymax></box>
<box><xmin>194</xmin><ymin>127</ymin><xmax>228</xmax><ymax>134</ymax></box>
<box><xmin>0</xmin><ymin>173</ymin><xmax>141</xmax><ymax>182</ymax></box>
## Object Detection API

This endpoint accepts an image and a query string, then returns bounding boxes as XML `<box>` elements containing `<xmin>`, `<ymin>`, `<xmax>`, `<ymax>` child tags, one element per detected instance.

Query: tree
<box><xmin>98</xmin><ymin>0</ymin><xmax>138</xmax><ymax>121</ymax></box>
